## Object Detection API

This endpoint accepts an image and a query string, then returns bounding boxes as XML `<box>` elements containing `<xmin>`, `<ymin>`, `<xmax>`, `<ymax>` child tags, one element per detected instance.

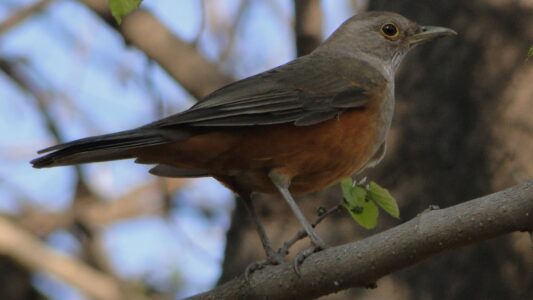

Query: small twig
<box><xmin>191</xmin><ymin>0</ymin><xmax>206</xmax><ymax>47</ymax></box>
<box><xmin>0</xmin><ymin>0</ymin><xmax>54</xmax><ymax>35</ymax></box>
<box><xmin>278</xmin><ymin>203</ymin><xmax>342</xmax><ymax>255</ymax></box>
<box><xmin>218</xmin><ymin>0</ymin><xmax>249</xmax><ymax>64</ymax></box>
<box><xmin>0</xmin><ymin>58</ymin><xmax>88</xmax><ymax>188</ymax></box>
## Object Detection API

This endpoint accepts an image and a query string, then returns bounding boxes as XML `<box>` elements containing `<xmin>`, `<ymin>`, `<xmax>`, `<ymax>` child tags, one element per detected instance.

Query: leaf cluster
<box><xmin>340</xmin><ymin>178</ymin><xmax>400</xmax><ymax>229</ymax></box>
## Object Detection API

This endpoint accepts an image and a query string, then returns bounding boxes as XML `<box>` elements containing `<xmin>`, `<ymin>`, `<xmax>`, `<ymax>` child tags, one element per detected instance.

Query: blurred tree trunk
<box><xmin>219</xmin><ymin>1</ymin><xmax>533</xmax><ymax>299</ymax></box>
<box><xmin>0</xmin><ymin>257</ymin><xmax>44</xmax><ymax>300</ymax></box>
<box><xmin>294</xmin><ymin>0</ymin><xmax>323</xmax><ymax>56</ymax></box>
<box><xmin>362</xmin><ymin>1</ymin><xmax>533</xmax><ymax>299</ymax></box>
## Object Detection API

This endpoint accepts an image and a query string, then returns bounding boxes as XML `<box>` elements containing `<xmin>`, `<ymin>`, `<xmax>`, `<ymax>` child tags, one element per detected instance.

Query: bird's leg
<box><xmin>241</xmin><ymin>194</ymin><xmax>279</xmax><ymax>261</ymax></box>
<box><xmin>239</xmin><ymin>193</ymin><xmax>284</xmax><ymax>279</ymax></box>
<box><xmin>269</xmin><ymin>170</ymin><xmax>328</xmax><ymax>274</ymax></box>
<box><xmin>269</xmin><ymin>170</ymin><xmax>327</xmax><ymax>247</ymax></box>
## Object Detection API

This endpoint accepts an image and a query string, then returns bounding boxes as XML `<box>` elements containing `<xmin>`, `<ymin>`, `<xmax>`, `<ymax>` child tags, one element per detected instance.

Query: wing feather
<box><xmin>145</xmin><ymin>53</ymin><xmax>383</xmax><ymax>128</ymax></box>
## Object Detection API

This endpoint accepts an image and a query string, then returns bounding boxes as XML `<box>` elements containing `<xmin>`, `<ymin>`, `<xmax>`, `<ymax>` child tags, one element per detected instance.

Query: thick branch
<box><xmin>81</xmin><ymin>0</ymin><xmax>232</xmax><ymax>99</ymax></box>
<box><xmin>0</xmin><ymin>216</ymin><xmax>123</xmax><ymax>300</ymax></box>
<box><xmin>18</xmin><ymin>179</ymin><xmax>188</xmax><ymax>237</ymax></box>
<box><xmin>190</xmin><ymin>181</ymin><xmax>533</xmax><ymax>299</ymax></box>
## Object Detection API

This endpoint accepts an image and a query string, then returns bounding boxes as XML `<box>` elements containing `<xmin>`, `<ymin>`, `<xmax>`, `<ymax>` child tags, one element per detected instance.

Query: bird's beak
<box><xmin>409</xmin><ymin>26</ymin><xmax>457</xmax><ymax>46</ymax></box>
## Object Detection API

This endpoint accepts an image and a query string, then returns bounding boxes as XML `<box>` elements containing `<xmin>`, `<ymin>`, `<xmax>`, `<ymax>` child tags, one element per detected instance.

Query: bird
<box><xmin>31</xmin><ymin>11</ymin><xmax>456</xmax><ymax>274</ymax></box>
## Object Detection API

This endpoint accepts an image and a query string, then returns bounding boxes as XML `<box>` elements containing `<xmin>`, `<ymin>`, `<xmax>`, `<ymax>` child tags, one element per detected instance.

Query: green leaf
<box><xmin>108</xmin><ymin>0</ymin><xmax>142</xmax><ymax>25</ymax></box>
<box><xmin>342</xmin><ymin>183</ymin><xmax>379</xmax><ymax>229</ymax></box>
<box><xmin>351</xmin><ymin>200</ymin><xmax>378</xmax><ymax>229</ymax></box>
<box><xmin>529</xmin><ymin>46</ymin><xmax>533</xmax><ymax>58</ymax></box>
<box><xmin>345</xmin><ymin>192</ymin><xmax>379</xmax><ymax>230</ymax></box>
<box><xmin>367</xmin><ymin>181</ymin><xmax>400</xmax><ymax>219</ymax></box>
<box><xmin>340</xmin><ymin>177</ymin><xmax>353</xmax><ymax>202</ymax></box>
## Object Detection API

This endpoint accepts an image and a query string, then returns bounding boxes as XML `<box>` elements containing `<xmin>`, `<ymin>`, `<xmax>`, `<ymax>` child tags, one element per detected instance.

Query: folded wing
<box><xmin>145</xmin><ymin>53</ymin><xmax>375</xmax><ymax>128</ymax></box>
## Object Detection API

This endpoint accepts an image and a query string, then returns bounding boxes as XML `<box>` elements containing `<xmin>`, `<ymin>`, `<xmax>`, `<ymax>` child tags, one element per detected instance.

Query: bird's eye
<box><xmin>380</xmin><ymin>23</ymin><xmax>400</xmax><ymax>39</ymax></box>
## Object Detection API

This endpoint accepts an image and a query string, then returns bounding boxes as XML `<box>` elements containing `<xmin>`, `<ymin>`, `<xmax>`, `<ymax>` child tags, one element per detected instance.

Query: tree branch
<box><xmin>17</xmin><ymin>179</ymin><xmax>188</xmax><ymax>237</ymax></box>
<box><xmin>0</xmin><ymin>0</ymin><xmax>54</xmax><ymax>35</ymax></box>
<box><xmin>0</xmin><ymin>216</ymin><xmax>124</xmax><ymax>300</ymax></box>
<box><xmin>80</xmin><ymin>0</ymin><xmax>233</xmax><ymax>99</ymax></box>
<box><xmin>189</xmin><ymin>180</ymin><xmax>533</xmax><ymax>299</ymax></box>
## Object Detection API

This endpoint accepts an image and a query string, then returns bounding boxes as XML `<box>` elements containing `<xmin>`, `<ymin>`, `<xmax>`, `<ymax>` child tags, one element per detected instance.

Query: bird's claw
<box><xmin>244</xmin><ymin>252</ymin><xmax>284</xmax><ymax>281</ymax></box>
<box><xmin>293</xmin><ymin>241</ymin><xmax>328</xmax><ymax>275</ymax></box>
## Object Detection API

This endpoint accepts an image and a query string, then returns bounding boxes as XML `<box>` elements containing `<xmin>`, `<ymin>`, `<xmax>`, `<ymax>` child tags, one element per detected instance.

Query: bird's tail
<box><xmin>31</xmin><ymin>129</ymin><xmax>172</xmax><ymax>168</ymax></box>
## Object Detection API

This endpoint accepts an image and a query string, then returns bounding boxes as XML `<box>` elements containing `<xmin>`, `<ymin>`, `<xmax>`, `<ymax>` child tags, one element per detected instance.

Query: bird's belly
<box><xmin>141</xmin><ymin>104</ymin><xmax>390</xmax><ymax>195</ymax></box>
<box><xmin>216</xmin><ymin>107</ymin><xmax>385</xmax><ymax>194</ymax></box>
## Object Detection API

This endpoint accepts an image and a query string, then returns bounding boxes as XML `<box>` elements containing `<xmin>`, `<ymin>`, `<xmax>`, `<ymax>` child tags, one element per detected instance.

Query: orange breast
<box><xmin>217</xmin><ymin>106</ymin><xmax>382</xmax><ymax>194</ymax></box>
<box><xmin>137</xmin><ymin>103</ymin><xmax>384</xmax><ymax>195</ymax></box>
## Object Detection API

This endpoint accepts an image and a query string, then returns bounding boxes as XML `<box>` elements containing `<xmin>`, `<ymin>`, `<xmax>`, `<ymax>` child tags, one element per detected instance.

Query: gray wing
<box><xmin>146</xmin><ymin>53</ymin><xmax>380</xmax><ymax>128</ymax></box>
<box><xmin>30</xmin><ymin>54</ymin><xmax>385</xmax><ymax>169</ymax></box>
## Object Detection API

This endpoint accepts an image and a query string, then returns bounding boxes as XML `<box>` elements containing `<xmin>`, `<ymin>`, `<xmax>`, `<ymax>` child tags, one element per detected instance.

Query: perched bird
<box><xmin>32</xmin><ymin>11</ymin><xmax>455</xmax><ymax>273</ymax></box>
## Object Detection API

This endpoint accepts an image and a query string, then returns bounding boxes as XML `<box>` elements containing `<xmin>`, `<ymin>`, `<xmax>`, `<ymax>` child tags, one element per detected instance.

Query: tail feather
<box><xmin>31</xmin><ymin>129</ymin><xmax>171</xmax><ymax>168</ymax></box>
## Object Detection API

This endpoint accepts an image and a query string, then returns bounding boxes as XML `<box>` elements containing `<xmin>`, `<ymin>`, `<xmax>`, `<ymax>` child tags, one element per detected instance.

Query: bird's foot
<box><xmin>293</xmin><ymin>238</ymin><xmax>328</xmax><ymax>275</ymax></box>
<box><xmin>244</xmin><ymin>251</ymin><xmax>285</xmax><ymax>281</ymax></box>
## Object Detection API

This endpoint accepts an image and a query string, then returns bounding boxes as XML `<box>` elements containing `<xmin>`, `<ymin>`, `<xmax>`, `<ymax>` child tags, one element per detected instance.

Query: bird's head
<box><xmin>318</xmin><ymin>11</ymin><xmax>457</xmax><ymax>74</ymax></box>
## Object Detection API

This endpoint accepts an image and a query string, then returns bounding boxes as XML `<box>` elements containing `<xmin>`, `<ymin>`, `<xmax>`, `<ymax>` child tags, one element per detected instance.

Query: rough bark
<box><xmin>191</xmin><ymin>181</ymin><xmax>533</xmax><ymax>299</ymax></box>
